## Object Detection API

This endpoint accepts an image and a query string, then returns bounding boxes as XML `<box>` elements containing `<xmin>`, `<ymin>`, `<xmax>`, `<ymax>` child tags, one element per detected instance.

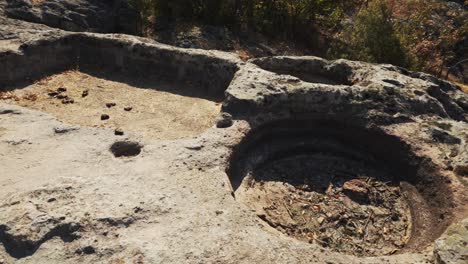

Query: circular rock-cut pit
<box><xmin>110</xmin><ymin>141</ymin><xmax>143</xmax><ymax>158</ymax></box>
<box><xmin>228</xmin><ymin>119</ymin><xmax>454</xmax><ymax>257</ymax></box>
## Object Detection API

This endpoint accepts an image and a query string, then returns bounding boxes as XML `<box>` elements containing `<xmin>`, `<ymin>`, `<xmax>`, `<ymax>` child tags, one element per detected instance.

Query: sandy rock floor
<box><xmin>1</xmin><ymin>70</ymin><xmax>221</xmax><ymax>140</ymax></box>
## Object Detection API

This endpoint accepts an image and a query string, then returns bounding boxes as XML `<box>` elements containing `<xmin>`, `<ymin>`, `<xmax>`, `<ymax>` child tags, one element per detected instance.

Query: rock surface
<box><xmin>434</xmin><ymin>218</ymin><xmax>468</xmax><ymax>264</ymax></box>
<box><xmin>2</xmin><ymin>0</ymin><xmax>138</xmax><ymax>34</ymax></box>
<box><xmin>0</xmin><ymin>12</ymin><xmax>467</xmax><ymax>264</ymax></box>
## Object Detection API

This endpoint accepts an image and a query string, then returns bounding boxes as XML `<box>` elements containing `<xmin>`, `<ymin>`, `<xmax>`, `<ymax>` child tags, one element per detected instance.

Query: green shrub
<box><xmin>129</xmin><ymin>0</ymin><xmax>465</xmax><ymax>81</ymax></box>
<box><xmin>329</xmin><ymin>0</ymin><xmax>408</xmax><ymax>67</ymax></box>
<box><xmin>392</xmin><ymin>0</ymin><xmax>466</xmax><ymax>75</ymax></box>
<box><xmin>131</xmin><ymin>0</ymin><xmax>348</xmax><ymax>41</ymax></box>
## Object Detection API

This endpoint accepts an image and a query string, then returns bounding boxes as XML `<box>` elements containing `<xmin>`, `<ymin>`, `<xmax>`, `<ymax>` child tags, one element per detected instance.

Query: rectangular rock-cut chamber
<box><xmin>250</xmin><ymin>57</ymin><xmax>353</xmax><ymax>85</ymax></box>
<box><xmin>0</xmin><ymin>34</ymin><xmax>239</xmax><ymax>140</ymax></box>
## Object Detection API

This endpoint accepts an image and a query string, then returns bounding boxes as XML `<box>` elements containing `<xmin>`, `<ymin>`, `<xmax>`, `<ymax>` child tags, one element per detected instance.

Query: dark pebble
<box><xmin>216</xmin><ymin>112</ymin><xmax>233</xmax><ymax>128</ymax></box>
<box><xmin>61</xmin><ymin>98</ymin><xmax>74</xmax><ymax>104</ymax></box>
<box><xmin>81</xmin><ymin>246</ymin><xmax>95</xmax><ymax>255</ymax></box>
<box><xmin>114</xmin><ymin>128</ymin><xmax>124</xmax><ymax>136</ymax></box>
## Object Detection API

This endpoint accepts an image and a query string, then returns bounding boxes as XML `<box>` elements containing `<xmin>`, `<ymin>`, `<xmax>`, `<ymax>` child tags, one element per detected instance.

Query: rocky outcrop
<box><xmin>3</xmin><ymin>0</ymin><xmax>138</xmax><ymax>34</ymax></box>
<box><xmin>0</xmin><ymin>15</ymin><xmax>467</xmax><ymax>264</ymax></box>
<box><xmin>434</xmin><ymin>218</ymin><xmax>468</xmax><ymax>264</ymax></box>
<box><xmin>0</xmin><ymin>16</ymin><xmax>240</xmax><ymax>93</ymax></box>
<box><xmin>224</xmin><ymin>56</ymin><xmax>467</xmax><ymax>123</ymax></box>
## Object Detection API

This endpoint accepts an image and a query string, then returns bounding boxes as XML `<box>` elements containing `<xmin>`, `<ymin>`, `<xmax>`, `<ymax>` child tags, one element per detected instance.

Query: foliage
<box><xmin>129</xmin><ymin>0</ymin><xmax>351</xmax><ymax>40</ymax></box>
<box><xmin>130</xmin><ymin>0</ymin><xmax>467</xmax><ymax>79</ymax></box>
<box><xmin>328</xmin><ymin>0</ymin><xmax>467</xmax><ymax>76</ymax></box>
<box><xmin>390</xmin><ymin>0</ymin><xmax>467</xmax><ymax>75</ymax></box>
<box><xmin>328</xmin><ymin>0</ymin><xmax>408</xmax><ymax>67</ymax></box>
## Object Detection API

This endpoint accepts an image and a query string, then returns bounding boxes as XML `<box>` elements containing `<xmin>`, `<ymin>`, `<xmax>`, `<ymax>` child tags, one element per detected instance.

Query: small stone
<box><xmin>185</xmin><ymin>143</ymin><xmax>203</xmax><ymax>150</ymax></box>
<box><xmin>56</xmin><ymin>94</ymin><xmax>68</xmax><ymax>99</ymax></box>
<box><xmin>317</xmin><ymin>216</ymin><xmax>325</xmax><ymax>224</ymax></box>
<box><xmin>428</xmin><ymin>128</ymin><xmax>461</xmax><ymax>145</ymax></box>
<box><xmin>47</xmin><ymin>197</ymin><xmax>56</xmax><ymax>203</ymax></box>
<box><xmin>57</xmin><ymin>87</ymin><xmax>67</xmax><ymax>93</ymax></box>
<box><xmin>114</xmin><ymin>128</ymin><xmax>124</xmax><ymax>136</ymax></box>
<box><xmin>216</xmin><ymin>112</ymin><xmax>233</xmax><ymax>128</ymax></box>
<box><xmin>106</xmin><ymin>102</ymin><xmax>116</xmax><ymax>108</ymax></box>
<box><xmin>101</xmin><ymin>114</ymin><xmax>110</xmax><ymax>120</ymax></box>
<box><xmin>76</xmin><ymin>245</ymin><xmax>95</xmax><ymax>255</ymax></box>
<box><xmin>455</xmin><ymin>165</ymin><xmax>468</xmax><ymax>177</ymax></box>
<box><xmin>54</xmin><ymin>125</ymin><xmax>79</xmax><ymax>134</ymax></box>
<box><xmin>343</xmin><ymin>179</ymin><xmax>369</xmax><ymax>203</ymax></box>
<box><xmin>61</xmin><ymin>98</ymin><xmax>74</xmax><ymax>104</ymax></box>
<box><xmin>82</xmin><ymin>246</ymin><xmax>95</xmax><ymax>255</ymax></box>
<box><xmin>124</xmin><ymin>106</ymin><xmax>133</xmax><ymax>111</ymax></box>
<box><xmin>47</xmin><ymin>91</ymin><xmax>59</xmax><ymax>97</ymax></box>
<box><xmin>82</xmin><ymin>90</ymin><xmax>89</xmax><ymax>97</ymax></box>
<box><xmin>434</xmin><ymin>218</ymin><xmax>468</xmax><ymax>264</ymax></box>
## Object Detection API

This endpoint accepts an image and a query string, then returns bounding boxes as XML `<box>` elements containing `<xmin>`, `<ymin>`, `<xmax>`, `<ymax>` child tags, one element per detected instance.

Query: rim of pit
<box><xmin>227</xmin><ymin>118</ymin><xmax>455</xmax><ymax>256</ymax></box>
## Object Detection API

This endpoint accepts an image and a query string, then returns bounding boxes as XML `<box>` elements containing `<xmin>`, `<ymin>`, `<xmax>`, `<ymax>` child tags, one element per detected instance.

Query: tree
<box><xmin>329</xmin><ymin>0</ymin><xmax>408</xmax><ymax>67</ymax></box>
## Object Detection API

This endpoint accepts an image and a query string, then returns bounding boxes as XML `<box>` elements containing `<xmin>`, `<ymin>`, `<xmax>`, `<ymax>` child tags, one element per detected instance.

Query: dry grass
<box><xmin>30</xmin><ymin>0</ymin><xmax>45</xmax><ymax>6</ymax></box>
<box><xmin>0</xmin><ymin>91</ymin><xmax>20</xmax><ymax>101</ymax></box>
<box><xmin>3</xmin><ymin>70</ymin><xmax>221</xmax><ymax>140</ymax></box>
<box><xmin>454</xmin><ymin>81</ymin><xmax>468</xmax><ymax>93</ymax></box>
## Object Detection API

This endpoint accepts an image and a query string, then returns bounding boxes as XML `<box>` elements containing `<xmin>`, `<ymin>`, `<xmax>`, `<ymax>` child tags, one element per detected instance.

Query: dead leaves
<box><xmin>0</xmin><ymin>91</ymin><xmax>37</xmax><ymax>101</ymax></box>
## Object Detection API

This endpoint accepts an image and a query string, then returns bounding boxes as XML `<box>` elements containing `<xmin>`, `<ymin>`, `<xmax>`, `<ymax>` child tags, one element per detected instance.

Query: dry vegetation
<box><xmin>1</xmin><ymin>70</ymin><xmax>221</xmax><ymax>140</ymax></box>
<box><xmin>130</xmin><ymin>0</ymin><xmax>467</xmax><ymax>83</ymax></box>
<box><xmin>30</xmin><ymin>0</ymin><xmax>45</xmax><ymax>6</ymax></box>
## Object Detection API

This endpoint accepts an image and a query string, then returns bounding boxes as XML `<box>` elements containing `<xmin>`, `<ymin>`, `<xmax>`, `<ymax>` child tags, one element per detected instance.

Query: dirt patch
<box><xmin>237</xmin><ymin>154</ymin><xmax>411</xmax><ymax>256</ymax></box>
<box><xmin>1</xmin><ymin>71</ymin><xmax>222</xmax><ymax>140</ymax></box>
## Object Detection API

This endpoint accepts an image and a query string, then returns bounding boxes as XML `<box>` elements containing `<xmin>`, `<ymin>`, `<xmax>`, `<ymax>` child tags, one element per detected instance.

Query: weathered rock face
<box><xmin>233</xmin><ymin>56</ymin><xmax>468</xmax><ymax>123</ymax></box>
<box><xmin>2</xmin><ymin>0</ymin><xmax>138</xmax><ymax>34</ymax></box>
<box><xmin>434</xmin><ymin>218</ymin><xmax>468</xmax><ymax>264</ymax></box>
<box><xmin>0</xmin><ymin>16</ymin><xmax>240</xmax><ymax>94</ymax></box>
<box><xmin>0</xmin><ymin>15</ymin><xmax>467</xmax><ymax>264</ymax></box>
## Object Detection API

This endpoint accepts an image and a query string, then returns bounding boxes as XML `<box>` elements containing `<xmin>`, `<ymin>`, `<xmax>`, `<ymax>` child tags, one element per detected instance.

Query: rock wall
<box><xmin>223</xmin><ymin>56</ymin><xmax>467</xmax><ymax>123</ymax></box>
<box><xmin>0</xmin><ymin>20</ymin><xmax>240</xmax><ymax>95</ymax></box>
<box><xmin>3</xmin><ymin>0</ymin><xmax>138</xmax><ymax>34</ymax></box>
<box><xmin>0</xmin><ymin>35</ymin><xmax>76</xmax><ymax>86</ymax></box>
<box><xmin>76</xmin><ymin>34</ymin><xmax>240</xmax><ymax>95</ymax></box>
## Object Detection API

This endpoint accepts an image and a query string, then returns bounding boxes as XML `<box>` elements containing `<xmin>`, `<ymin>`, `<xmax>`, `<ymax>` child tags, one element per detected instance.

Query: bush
<box><xmin>130</xmin><ymin>0</ymin><xmax>466</xmax><ymax>81</ymax></box>
<box><xmin>328</xmin><ymin>0</ymin><xmax>408</xmax><ymax>67</ymax></box>
<box><xmin>130</xmin><ymin>0</ymin><xmax>349</xmax><ymax>41</ymax></box>
<box><xmin>391</xmin><ymin>0</ymin><xmax>467</xmax><ymax>76</ymax></box>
